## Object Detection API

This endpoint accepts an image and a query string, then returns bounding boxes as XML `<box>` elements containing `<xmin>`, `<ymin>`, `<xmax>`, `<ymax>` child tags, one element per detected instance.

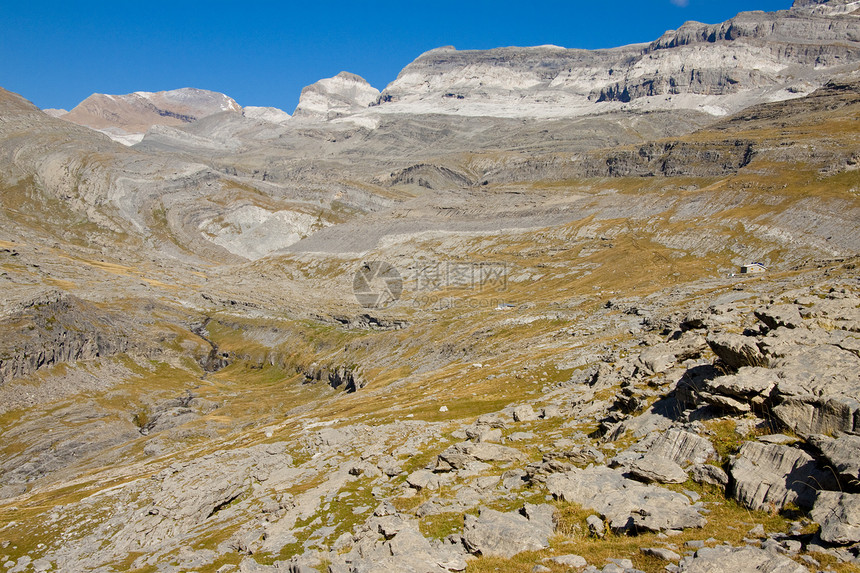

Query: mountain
<box><xmin>56</xmin><ymin>87</ymin><xmax>243</xmax><ymax>144</ymax></box>
<box><xmin>343</xmin><ymin>0</ymin><xmax>860</xmax><ymax>121</ymax></box>
<box><xmin>291</xmin><ymin>71</ymin><xmax>381</xmax><ymax>122</ymax></box>
<box><xmin>2</xmin><ymin>1</ymin><xmax>860</xmax><ymax>572</ymax></box>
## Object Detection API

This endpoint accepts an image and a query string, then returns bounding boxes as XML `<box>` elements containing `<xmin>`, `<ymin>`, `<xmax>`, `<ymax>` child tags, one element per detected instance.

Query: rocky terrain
<box><xmin>0</xmin><ymin>0</ymin><xmax>859</xmax><ymax>572</ymax></box>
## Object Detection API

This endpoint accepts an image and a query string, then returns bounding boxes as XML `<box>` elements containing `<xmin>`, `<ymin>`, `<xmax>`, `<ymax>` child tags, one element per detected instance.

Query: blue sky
<box><xmin>1</xmin><ymin>1</ymin><xmax>793</xmax><ymax>113</ymax></box>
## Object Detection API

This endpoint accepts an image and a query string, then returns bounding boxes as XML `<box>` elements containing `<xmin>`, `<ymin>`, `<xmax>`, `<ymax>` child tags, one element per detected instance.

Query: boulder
<box><xmin>546</xmin><ymin>466</ymin><xmax>705</xmax><ymax>533</ymax></box>
<box><xmin>678</xmin><ymin>545</ymin><xmax>808</xmax><ymax>572</ymax></box>
<box><xmin>773</xmin><ymin>395</ymin><xmax>860</xmax><ymax>437</ymax></box>
<box><xmin>639</xmin><ymin>346</ymin><xmax>676</xmax><ymax>374</ymax></box>
<box><xmin>703</xmin><ymin>367</ymin><xmax>776</xmax><ymax>405</ymax></box>
<box><xmin>627</xmin><ymin>454</ymin><xmax>689</xmax><ymax>484</ymax></box>
<box><xmin>810</xmin><ymin>491</ymin><xmax>860</xmax><ymax>545</ymax></box>
<box><xmin>755</xmin><ymin>304</ymin><xmax>804</xmax><ymax>330</ymax></box>
<box><xmin>463</xmin><ymin>505</ymin><xmax>555</xmax><ymax>558</ymax></box>
<box><xmin>646</xmin><ymin>428</ymin><xmax>718</xmax><ymax>467</ymax></box>
<box><xmin>690</xmin><ymin>464</ymin><xmax>729</xmax><ymax>489</ymax></box>
<box><xmin>808</xmin><ymin>433</ymin><xmax>860</xmax><ymax>484</ymax></box>
<box><xmin>642</xmin><ymin>547</ymin><xmax>681</xmax><ymax>561</ymax></box>
<box><xmin>586</xmin><ymin>514</ymin><xmax>606</xmax><ymax>538</ymax></box>
<box><xmin>729</xmin><ymin>441</ymin><xmax>835</xmax><ymax>511</ymax></box>
<box><xmin>706</xmin><ymin>333</ymin><xmax>768</xmax><ymax>370</ymax></box>
<box><xmin>407</xmin><ymin>470</ymin><xmax>440</xmax><ymax>490</ymax></box>
<box><xmin>512</xmin><ymin>405</ymin><xmax>539</xmax><ymax>422</ymax></box>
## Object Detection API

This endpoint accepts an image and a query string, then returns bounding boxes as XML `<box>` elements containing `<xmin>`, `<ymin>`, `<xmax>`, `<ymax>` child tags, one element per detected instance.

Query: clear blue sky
<box><xmin>1</xmin><ymin>1</ymin><xmax>793</xmax><ymax>113</ymax></box>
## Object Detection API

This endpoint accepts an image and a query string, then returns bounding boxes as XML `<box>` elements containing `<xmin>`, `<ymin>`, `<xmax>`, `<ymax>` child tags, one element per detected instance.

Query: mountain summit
<box><xmin>57</xmin><ymin>87</ymin><xmax>243</xmax><ymax>144</ymax></box>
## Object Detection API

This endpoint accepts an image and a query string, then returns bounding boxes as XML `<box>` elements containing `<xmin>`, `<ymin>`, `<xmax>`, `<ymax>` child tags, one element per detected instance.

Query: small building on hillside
<box><xmin>741</xmin><ymin>262</ymin><xmax>766</xmax><ymax>274</ymax></box>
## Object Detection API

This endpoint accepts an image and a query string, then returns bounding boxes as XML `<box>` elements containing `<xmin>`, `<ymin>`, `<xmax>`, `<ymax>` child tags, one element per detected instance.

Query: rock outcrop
<box><xmin>292</xmin><ymin>72</ymin><xmax>380</xmax><ymax>121</ymax></box>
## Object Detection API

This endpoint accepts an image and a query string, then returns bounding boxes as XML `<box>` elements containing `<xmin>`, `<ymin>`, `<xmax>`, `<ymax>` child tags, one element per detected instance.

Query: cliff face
<box><xmin>0</xmin><ymin>293</ymin><xmax>138</xmax><ymax>385</ymax></box>
<box><xmin>291</xmin><ymin>72</ymin><xmax>380</xmax><ymax>121</ymax></box>
<box><xmin>366</xmin><ymin>1</ymin><xmax>859</xmax><ymax>120</ymax></box>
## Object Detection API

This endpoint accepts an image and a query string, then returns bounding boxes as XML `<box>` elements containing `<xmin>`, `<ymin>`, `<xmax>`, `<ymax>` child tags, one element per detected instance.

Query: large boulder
<box><xmin>729</xmin><ymin>441</ymin><xmax>835</xmax><ymax>511</ymax></box>
<box><xmin>463</xmin><ymin>504</ymin><xmax>555</xmax><ymax>558</ymax></box>
<box><xmin>811</xmin><ymin>491</ymin><xmax>860</xmax><ymax>545</ymax></box>
<box><xmin>808</xmin><ymin>433</ymin><xmax>860</xmax><ymax>485</ymax></box>
<box><xmin>646</xmin><ymin>428</ymin><xmax>718</xmax><ymax>467</ymax></box>
<box><xmin>627</xmin><ymin>454</ymin><xmax>689</xmax><ymax>484</ymax></box>
<box><xmin>769</xmin><ymin>344</ymin><xmax>860</xmax><ymax>436</ymax></box>
<box><xmin>703</xmin><ymin>367</ymin><xmax>777</xmax><ymax>406</ymax></box>
<box><xmin>707</xmin><ymin>333</ymin><xmax>768</xmax><ymax>370</ymax></box>
<box><xmin>546</xmin><ymin>466</ymin><xmax>705</xmax><ymax>533</ymax></box>
<box><xmin>754</xmin><ymin>304</ymin><xmax>804</xmax><ymax>330</ymax></box>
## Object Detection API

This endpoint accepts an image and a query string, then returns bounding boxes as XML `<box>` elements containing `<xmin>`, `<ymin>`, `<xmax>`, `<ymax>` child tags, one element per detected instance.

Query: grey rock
<box><xmin>406</xmin><ymin>469</ymin><xmax>440</xmax><ymax>490</ymax></box>
<box><xmin>773</xmin><ymin>395</ymin><xmax>860</xmax><ymax>437</ymax></box>
<box><xmin>627</xmin><ymin>454</ymin><xmax>689</xmax><ymax>484</ymax></box>
<box><xmin>706</xmin><ymin>333</ymin><xmax>768</xmax><ymax>370</ymax></box>
<box><xmin>755</xmin><ymin>304</ymin><xmax>804</xmax><ymax>330</ymax></box>
<box><xmin>810</xmin><ymin>491</ymin><xmax>860</xmax><ymax>545</ymax></box>
<box><xmin>546</xmin><ymin>466</ymin><xmax>705</xmax><ymax>533</ymax></box>
<box><xmin>808</xmin><ymin>433</ymin><xmax>860</xmax><ymax>484</ymax></box>
<box><xmin>756</xmin><ymin>434</ymin><xmax>796</xmax><ymax>445</ymax></box>
<box><xmin>587</xmin><ymin>514</ymin><xmax>606</xmax><ymax>538</ymax></box>
<box><xmin>770</xmin><ymin>344</ymin><xmax>860</xmax><ymax>435</ymax></box>
<box><xmin>541</xmin><ymin>405</ymin><xmax>561</xmax><ymax>419</ymax></box>
<box><xmin>639</xmin><ymin>346</ymin><xmax>677</xmax><ymax>374</ymax></box>
<box><xmin>646</xmin><ymin>428</ymin><xmax>718</xmax><ymax>467</ymax></box>
<box><xmin>697</xmin><ymin>392</ymin><xmax>752</xmax><ymax>414</ymax></box>
<box><xmin>436</xmin><ymin>442</ymin><xmax>525</xmax><ymax>471</ymax></box>
<box><xmin>641</xmin><ymin>547</ymin><xmax>681</xmax><ymax>561</ymax></box>
<box><xmin>545</xmin><ymin>554</ymin><xmax>588</xmax><ymax>567</ymax></box>
<box><xmin>386</xmin><ymin>526</ymin><xmax>433</xmax><ymax>556</ymax></box>
<box><xmin>463</xmin><ymin>505</ymin><xmax>555</xmax><ymax>558</ymax></box>
<box><xmin>729</xmin><ymin>441</ymin><xmax>834</xmax><ymax>511</ymax></box>
<box><xmin>690</xmin><ymin>464</ymin><xmax>729</xmax><ymax>489</ymax></box>
<box><xmin>704</xmin><ymin>367</ymin><xmax>777</xmax><ymax>404</ymax></box>
<box><xmin>677</xmin><ymin>545</ymin><xmax>808</xmax><ymax>572</ymax></box>
<box><xmin>512</xmin><ymin>405</ymin><xmax>538</xmax><ymax>422</ymax></box>
<box><xmin>465</xmin><ymin>426</ymin><xmax>502</xmax><ymax>443</ymax></box>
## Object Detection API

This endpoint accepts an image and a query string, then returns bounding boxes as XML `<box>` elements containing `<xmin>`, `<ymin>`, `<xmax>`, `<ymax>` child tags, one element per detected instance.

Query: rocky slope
<box><xmin>0</xmin><ymin>1</ymin><xmax>859</xmax><ymax>572</ymax></box>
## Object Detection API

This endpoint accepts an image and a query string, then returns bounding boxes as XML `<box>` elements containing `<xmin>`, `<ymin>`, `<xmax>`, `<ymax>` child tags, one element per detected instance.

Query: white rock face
<box><xmin>200</xmin><ymin>206</ymin><xmax>323</xmax><ymax>260</ymax></box>
<box><xmin>243</xmin><ymin>106</ymin><xmax>291</xmax><ymax>124</ymax></box>
<box><xmin>292</xmin><ymin>72</ymin><xmax>380</xmax><ymax>121</ymax></box>
<box><xmin>346</xmin><ymin>5</ymin><xmax>860</xmax><ymax>121</ymax></box>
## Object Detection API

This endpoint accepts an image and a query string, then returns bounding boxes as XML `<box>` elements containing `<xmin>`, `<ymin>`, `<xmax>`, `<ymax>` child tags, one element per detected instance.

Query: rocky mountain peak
<box><xmin>56</xmin><ymin>87</ymin><xmax>242</xmax><ymax>145</ymax></box>
<box><xmin>362</xmin><ymin>5</ymin><xmax>859</xmax><ymax>121</ymax></box>
<box><xmin>291</xmin><ymin>72</ymin><xmax>380</xmax><ymax>121</ymax></box>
